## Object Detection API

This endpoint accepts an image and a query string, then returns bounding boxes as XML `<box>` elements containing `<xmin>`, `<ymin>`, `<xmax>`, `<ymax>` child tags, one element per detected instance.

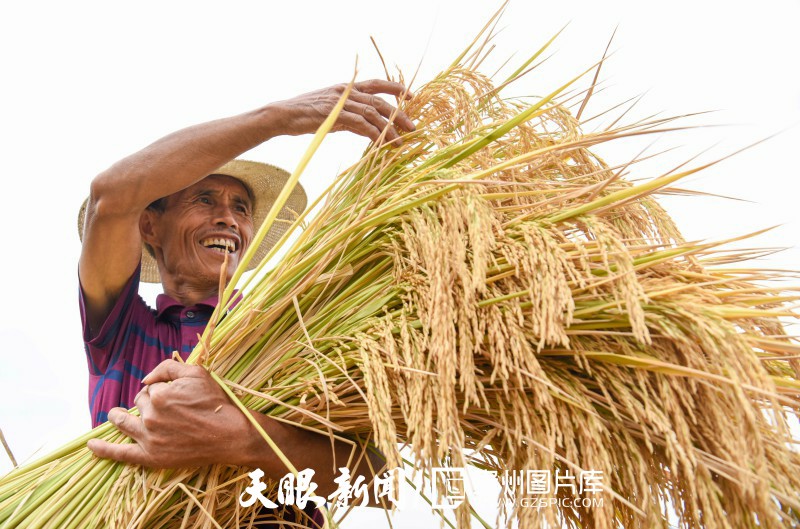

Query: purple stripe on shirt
<box><xmin>80</xmin><ymin>264</ymin><xmax>217</xmax><ymax>427</ymax></box>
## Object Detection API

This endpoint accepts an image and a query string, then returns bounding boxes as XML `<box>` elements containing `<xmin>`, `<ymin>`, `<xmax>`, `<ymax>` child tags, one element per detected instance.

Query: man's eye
<box><xmin>198</xmin><ymin>197</ymin><xmax>211</xmax><ymax>204</ymax></box>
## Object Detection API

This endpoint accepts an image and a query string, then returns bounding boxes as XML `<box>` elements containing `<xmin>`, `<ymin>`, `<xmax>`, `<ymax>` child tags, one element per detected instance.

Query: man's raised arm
<box><xmin>79</xmin><ymin>80</ymin><xmax>414</xmax><ymax>333</ymax></box>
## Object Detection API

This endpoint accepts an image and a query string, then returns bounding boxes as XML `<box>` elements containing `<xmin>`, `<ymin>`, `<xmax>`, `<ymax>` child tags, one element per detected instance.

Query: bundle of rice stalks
<box><xmin>2</xmin><ymin>10</ymin><xmax>799</xmax><ymax>529</ymax></box>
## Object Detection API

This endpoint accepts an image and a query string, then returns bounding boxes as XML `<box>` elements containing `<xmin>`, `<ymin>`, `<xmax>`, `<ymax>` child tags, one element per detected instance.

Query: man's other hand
<box><xmin>265</xmin><ymin>80</ymin><xmax>415</xmax><ymax>144</ymax></box>
<box><xmin>88</xmin><ymin>359</ymin><xmax>387</xmax><ymax>498</ymax></box>
<box><xmin>87</xmin><ymin>359</ymin><xmax>253</xmax><ymax>468</ymax></box>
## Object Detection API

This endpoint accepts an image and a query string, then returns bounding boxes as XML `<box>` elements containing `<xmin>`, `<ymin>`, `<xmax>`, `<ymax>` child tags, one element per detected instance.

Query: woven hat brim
<box><xmin>77</xmin><ymin>159</ymin><xmax>306</xmax><ymax>283</ymax></box>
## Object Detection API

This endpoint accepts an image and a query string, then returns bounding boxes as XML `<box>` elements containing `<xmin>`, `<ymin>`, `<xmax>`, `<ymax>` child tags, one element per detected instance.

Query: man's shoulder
<box><xmin>80</xmin><ymin>262</ymin><xmax>161</xmax><ymax>345</ymax></box>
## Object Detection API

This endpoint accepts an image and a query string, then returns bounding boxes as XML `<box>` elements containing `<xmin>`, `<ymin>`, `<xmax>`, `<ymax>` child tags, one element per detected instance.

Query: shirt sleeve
<box><xmin>79</xmin><ymin>262</ymin><xmax>142</xmax><ymax>375</ymax></box>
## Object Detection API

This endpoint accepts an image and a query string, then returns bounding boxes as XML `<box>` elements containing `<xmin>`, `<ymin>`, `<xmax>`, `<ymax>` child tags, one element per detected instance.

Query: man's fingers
<box><xmin>89</xmin><ymin>408</ymin><xmax>150</xmax><ymax>466</ymax></box>
<box><xmin>350</xmin><ymin>92</ymin><xmax>415</xmax><ymax>133</ymax></box>
<box><xmin>337</xmin><ymin>112</ymin><xmax>406</xmax><ymax>147</ymax></box>
<box><xmin>344</xmin><ymin>101</ymin><xmax>397</xmax><ymax>141</ymax></box>
<box><xmin>142</xmin><ymin>358</ymin><xmax>203</xmax><ymax>385</ymax></box>
<box><xmin>87</xmin><ymin>438</ymin><xmax>149</xmax><ymax>466</ymax></box>
<box><xmin>352</xmin><ymin>92</ymin><xmax>395</xmax><ymax>120</ymax></box>
<box><xmin>389</xmin><ymin>108</ymin><xmax>415</xmax><ymax>134</ymax></box>
<box><xmin>350</xmin><ymin>88</ymin><xmax>416</xmax><ymax>134</ymax></box>
<box><xmin>133</xmin><ymin>385</ymin><xmax>151</xmax><ymax>410</ymax></box>
<box><xmin>352</xmin><ymin>79</ymin><xmax>416</xmax><ymax>133</ymax></box>
<box><xmin>336</xmin><ymin>112</ymin><xmax>382</xmax><ymax>143</ymax></box>
<box><xmin>107</xmin><ymin>407</ymin><xmax>145</xmax><ymax>440</ymax></box>
<box><xmin>354</xmin><ymin>79</ymin><xmax>413</xmax><ymax>100</ymax></box>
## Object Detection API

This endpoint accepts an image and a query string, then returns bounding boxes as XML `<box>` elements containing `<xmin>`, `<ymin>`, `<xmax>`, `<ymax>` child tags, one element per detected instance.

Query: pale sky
<box><xmin>1</xmin><ymin>1</ymin><xmax>798</xmax><ymax>527</ymax></box>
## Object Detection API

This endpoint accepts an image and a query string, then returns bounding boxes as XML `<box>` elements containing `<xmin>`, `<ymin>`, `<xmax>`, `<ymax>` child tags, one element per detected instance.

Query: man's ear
<box><xmin>139</xmin><ymin>209</ymin><xmax>160</xmax><ymax>250</ymax></box>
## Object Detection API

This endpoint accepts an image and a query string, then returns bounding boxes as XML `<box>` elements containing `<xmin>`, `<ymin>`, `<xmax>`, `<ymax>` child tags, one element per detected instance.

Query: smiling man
<box><xmin>76</xmin><ymin>80</ymin><xmax>414</xmax><ymax>525</ymax></box>
<box><xmin>140</xmin><ymin>174</ymin><xmax>255</xmax><ymax>302</ymax></box>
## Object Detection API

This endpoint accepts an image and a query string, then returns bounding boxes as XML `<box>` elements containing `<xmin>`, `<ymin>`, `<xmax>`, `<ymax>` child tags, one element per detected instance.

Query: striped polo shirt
<box><xmin>80</xmin><ymin>263</ymin><xmax>217</xmax><ymax>427</ymax></box>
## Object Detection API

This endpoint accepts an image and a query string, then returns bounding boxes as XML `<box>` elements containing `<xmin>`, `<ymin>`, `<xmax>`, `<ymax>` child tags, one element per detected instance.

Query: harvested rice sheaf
<box><xmin>2</xmin><ymin>12</ymin><xmax>800</xmax><ymax>529</ymax></box>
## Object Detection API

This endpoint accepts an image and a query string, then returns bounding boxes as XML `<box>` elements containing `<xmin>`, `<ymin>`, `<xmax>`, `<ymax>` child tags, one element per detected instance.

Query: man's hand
<box><xmin>88</xmin><ymin>359</ymin><xmax>386</xmax><ymax>498</ymax></box>
<box><xmin>265</xmin><ymin>80</ymin><xmax>415</xmax><ymax>143</ymax></box>
<box><xmin>87</xmin><ymin>360</ymin><xmax>254</xmax><ymax>468</ymax></box>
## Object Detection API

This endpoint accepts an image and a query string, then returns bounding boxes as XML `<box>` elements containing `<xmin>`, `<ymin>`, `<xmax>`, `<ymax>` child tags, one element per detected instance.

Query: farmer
<box><xmin>77</xmin><ymin>81</ymin><xmax>414</xmax><ymax>509</ymax></box>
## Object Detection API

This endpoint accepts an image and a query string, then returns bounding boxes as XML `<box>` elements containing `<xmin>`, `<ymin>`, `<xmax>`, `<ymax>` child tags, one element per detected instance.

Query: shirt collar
<box><xmin>154</xmin><ymin>290</ymin><xmax>243</xmax><ymax>318</ymax></box>
<box><xmin>155</xmin><ymin>293</ymin><xmax>219</xmax><ymax>318</ymax></box>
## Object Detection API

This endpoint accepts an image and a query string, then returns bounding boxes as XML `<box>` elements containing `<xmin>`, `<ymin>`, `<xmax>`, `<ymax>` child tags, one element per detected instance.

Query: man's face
<box><xmin>142</xmin><ymin>175</ymin><xmax>255</xmax><ymax>287</ymax></box>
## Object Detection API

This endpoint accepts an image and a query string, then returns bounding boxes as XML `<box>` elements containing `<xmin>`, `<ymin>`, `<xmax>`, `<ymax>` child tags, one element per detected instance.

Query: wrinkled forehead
<box><xmin>203</xmin><ymin>174</ymin><xmax>255</xmax><ymax>203</ymax></box>
<box><xmin>174</xmin><ymin>174</ymin><xmax>255</xmax><ymax>205</ymax></box>
<box><xmin>147</xmin><ymin>174</ymin><xmax>256</xmax><ymax>214</ymax></box>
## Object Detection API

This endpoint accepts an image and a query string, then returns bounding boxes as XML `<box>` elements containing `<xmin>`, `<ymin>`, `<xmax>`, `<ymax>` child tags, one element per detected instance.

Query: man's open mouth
<box><xmin>199</xmin><ymin>237</ymin><xmax>238</xmax><ymax>254</ymax></box>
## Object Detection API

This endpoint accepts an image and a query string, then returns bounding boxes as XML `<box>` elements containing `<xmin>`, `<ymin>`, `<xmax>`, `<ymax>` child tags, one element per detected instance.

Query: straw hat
<box><xmin>78</xmin><ymin>159</ymin><xmax>307</xmax><ymax>283</ymax></box>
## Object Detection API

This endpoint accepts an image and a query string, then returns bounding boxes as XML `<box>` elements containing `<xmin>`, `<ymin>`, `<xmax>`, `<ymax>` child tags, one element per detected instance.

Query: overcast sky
<box><xmin>1</xmin><ymin>1</ymin><xmax>798</xmax><ymax>526</ymax></box>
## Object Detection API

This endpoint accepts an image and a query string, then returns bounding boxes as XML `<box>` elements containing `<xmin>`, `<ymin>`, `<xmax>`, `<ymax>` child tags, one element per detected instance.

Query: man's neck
<box><xmin>160</xmin><ymin>279</ymin><xmax>220</xmax><ymax>307</ymax></box>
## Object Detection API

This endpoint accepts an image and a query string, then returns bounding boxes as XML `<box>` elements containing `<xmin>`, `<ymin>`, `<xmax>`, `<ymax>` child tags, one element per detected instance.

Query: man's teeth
<box><xmin>200</xmin><ymin>238</ymin><xmax>236</xmax><ymax>253</ymax></box>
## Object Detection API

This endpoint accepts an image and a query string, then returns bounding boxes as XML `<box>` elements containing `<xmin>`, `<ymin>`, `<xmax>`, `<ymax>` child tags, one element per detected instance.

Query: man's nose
<box><xmin>212</xmin><ymin>204</ymin><xmax>238</xmax><ymax>228</ymax></box>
